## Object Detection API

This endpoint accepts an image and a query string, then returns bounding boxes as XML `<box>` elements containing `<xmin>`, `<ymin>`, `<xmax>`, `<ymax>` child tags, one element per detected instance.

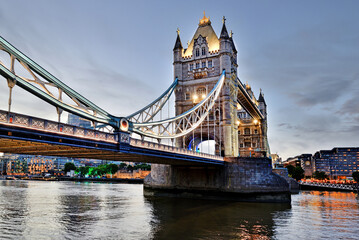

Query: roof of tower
<box><xmin>229</xmin><ymin>31</ymin><xmax>237</xmax><ymax>53</ymax></box>
<box><xmin>173</xmin><ymin>28</ymin><xmax>183</xmax><ymax>50</ymax></box>
<box><xmin>220</xmin><ymin>17</ymin><xmax>229</xmax><ymax>39</ymax></box>
<box><xmin>258</xmin><ymin>90</ymin><xmax>267</xmax><ymax>106</ymax></box>
<box><xmin>183</xmin><ymin>12</ymin><xmax>220</xmax><ymax>57</ymax></box>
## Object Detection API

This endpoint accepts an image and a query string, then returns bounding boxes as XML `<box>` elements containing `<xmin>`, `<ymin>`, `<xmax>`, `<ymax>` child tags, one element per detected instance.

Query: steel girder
<box><xmin>0</xmin><ymin>36</ymin><xmax>121</xmax><ymax>129</ymax></box>
<box><xmin>131</xmin><ymin>71</ymin><xmax>226</xmax><ymax>139</ymax></box>
<box><xmin>127</xmin><ymin>78</ymin><xmax>177</xmax><ymax>123</ymax></box>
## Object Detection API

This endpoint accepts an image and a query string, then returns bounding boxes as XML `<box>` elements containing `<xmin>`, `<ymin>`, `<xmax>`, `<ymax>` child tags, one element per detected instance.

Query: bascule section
<box><xmin>173</xmin><ymin>13</ymin><xmax>269</xmax><ymax>158</ymax></box>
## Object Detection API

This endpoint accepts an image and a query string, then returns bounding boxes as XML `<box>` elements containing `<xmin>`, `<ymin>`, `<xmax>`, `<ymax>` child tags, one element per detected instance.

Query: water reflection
<box><xmin>1</xmin><ymin>181</ymin><xmax>359</xmax><ymax>240</ymax></box>
<box><xmin>0</xmin><ymin>181</ymin><xmax>29</xmax><ymax>239</ymax></box>
<box><xmin>147</xmin><ymin>197</ymin><xmax>291</xmax><ymax>240</ymax></box>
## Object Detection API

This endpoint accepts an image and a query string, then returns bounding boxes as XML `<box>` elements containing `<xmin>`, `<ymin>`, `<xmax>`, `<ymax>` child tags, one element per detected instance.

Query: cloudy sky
<box><xmin>0</xmin><ymin>0</ymin><xmax>358</xmax><ymax>160</ymax></box>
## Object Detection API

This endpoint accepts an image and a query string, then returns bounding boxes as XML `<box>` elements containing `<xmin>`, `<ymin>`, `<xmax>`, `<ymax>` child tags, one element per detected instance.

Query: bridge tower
<box><xmin>173</xmin><ymin>13</ymin><xmax>268</xmax><ymax>157</ymax></box>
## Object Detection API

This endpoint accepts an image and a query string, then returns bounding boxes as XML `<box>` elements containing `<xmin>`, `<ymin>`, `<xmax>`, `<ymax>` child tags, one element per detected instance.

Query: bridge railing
<box><xmin>130</xmin><ymin>138</ymin><xmax>224</xmax><ymax>161</ymax></box>
<box><xmin>300</xmin><ymin>181</ymin><xmax>356</xmax><ymax>191</ymax></box>
<box><xmin>0</xmin><ymin>110</ymin><xmax>117</xmax><ymax>143</ymax></box>
<box><xmin>0</xmin><ymin>110</ymin><xmax>224</xmax><ymax>161</ymax></box>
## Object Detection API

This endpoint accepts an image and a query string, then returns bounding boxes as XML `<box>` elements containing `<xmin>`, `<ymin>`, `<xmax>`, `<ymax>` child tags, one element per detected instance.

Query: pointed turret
<box><xmin>258</xmin><ymin>89</ymin><xmax>267</xmax><ymax>106</ymax></box>
<box><xmin>229</xmin><ymin>30</ymin><xmax>237</xmax><ymax>53</ymax></box>
<box><xmin>173</xmin><ymin>28</ymin><xmax>183</xmax><ymax>50</ymax></box>
<box><xmin>220</xmin><ymin>16</ymin><xmax>229</xmax><ymax>39</ymax></box>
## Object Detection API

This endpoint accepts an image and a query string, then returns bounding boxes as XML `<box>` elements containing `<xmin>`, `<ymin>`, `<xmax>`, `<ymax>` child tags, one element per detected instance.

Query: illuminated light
<box><xmin>120</xmin><ymin>118</ymin><xmax>129</xmax><ymax>132</ymax></box>
<box><xmin>237</xmin><ymin>103</ymin><xmax>242</xmax><ymax>110</ymax></box>
<box><xmin>253</xmin><ymin>119</ymin><xmax>258</xmax><ymax>124</ymax></box>
<box><xmin>193</xmin><ymin>94</ymin><xmax>198</xmax><ymax>101</ymax></box>
<box><xmin>236</xmin><ymin>120</ymin><xmax>240</xmax><ymax>125</ymax></box>
<box><xmin>202</xmin><ymin>94</ymin><xmax>206</xmax><ymax>99</ymax></box>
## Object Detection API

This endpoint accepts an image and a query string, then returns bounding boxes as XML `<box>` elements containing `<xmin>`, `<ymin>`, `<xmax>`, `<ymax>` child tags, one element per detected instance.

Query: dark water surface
<box><xmin>0</xmin><ymin>180</ymin><xmax>358</xmax><ymax>240</ymax></box>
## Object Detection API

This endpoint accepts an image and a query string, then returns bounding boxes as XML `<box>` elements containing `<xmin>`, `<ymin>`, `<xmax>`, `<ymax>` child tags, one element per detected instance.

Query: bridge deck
<box><xmin>0</xmin><ymin>111</ymin><xmax>224</xmax><ymax>166</ymax></box>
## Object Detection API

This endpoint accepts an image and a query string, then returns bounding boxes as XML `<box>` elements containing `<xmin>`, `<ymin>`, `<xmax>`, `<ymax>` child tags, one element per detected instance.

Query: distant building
<box><xmin>270</xmin><ymin>153</ymin><xmax>282</xmax><ymax>168</ymax></box>
<box><xmin>286</xmin><ymin>147</ymin><xmax>359</xmax><ymax>179</ymax></box>
<box><xmin>67</xmin><ymin>113</ymin><xmax>92</xmax><ymax>128</ymax></box>
<box><xmin>313</xmin><ymin>148</ymin><xmax>359</xmax><ymax>179</ymax></box>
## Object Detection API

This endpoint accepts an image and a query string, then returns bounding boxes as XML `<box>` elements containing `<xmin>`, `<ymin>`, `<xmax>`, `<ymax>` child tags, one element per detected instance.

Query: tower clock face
<box><xmin>305</xmin><ymin>161</ymin><xmax>310</xmax><ymax>166</ymax></box>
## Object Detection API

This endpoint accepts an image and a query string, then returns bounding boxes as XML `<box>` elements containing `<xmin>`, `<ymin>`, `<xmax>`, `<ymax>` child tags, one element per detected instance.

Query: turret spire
<box><xmin>173</xmin><ymin>28</ymin><xmax>183</xmax><ymax>50</ymax></box>
<box><xmin>220</xmin><ymin>16</ymin><xmax>229</xmax><ymax>39</ymax></box>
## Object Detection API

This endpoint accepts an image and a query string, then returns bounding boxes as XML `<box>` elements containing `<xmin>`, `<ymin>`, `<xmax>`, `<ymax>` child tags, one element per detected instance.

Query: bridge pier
<box><xmin>144</xmin><ymin>157</ymin><xmax>291</xmax><ymax>203</ymax></box>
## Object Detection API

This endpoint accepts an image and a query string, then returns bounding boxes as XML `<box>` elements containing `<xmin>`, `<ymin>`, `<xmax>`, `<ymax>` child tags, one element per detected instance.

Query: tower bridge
<box><xmin>0</xmin><ymin>14</ymin><xmax>290</xmax><ymax>202</ymax></box>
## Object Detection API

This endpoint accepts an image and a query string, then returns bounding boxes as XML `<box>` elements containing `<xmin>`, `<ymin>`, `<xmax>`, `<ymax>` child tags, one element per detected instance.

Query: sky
<box><xmin>0</xmin><ymin>0</ymin><xmax>358</xmax><ymax>160</ymax></box>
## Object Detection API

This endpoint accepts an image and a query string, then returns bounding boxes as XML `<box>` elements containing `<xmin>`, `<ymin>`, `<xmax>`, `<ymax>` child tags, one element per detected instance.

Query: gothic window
<box><xmin>202</xmin><ymin>47</ymin><xmax>206</xmax><ymax>55</ymax></box>
<box><xmin>238</xmin><ymin>130</ymin><xmax>241</xmax><ymax>135</ymax></box>
<box><xmin>196</xmin><ymin>87</ymin><xmax>206</xmax><ymax>98</ymax></box>
<box><xmin>196</xmin><ymin>62</ymin><xmax>200</xmax><ymax>69</ymax></box>
<box><xmin>244</xmin><ymin>128</ymin><xmax>250</xmax><ymax>135</ymax></box>
<box><xmin>240</xmin><ymin>143</ymin><xmax>244</xmax><ymax>148</ymax></box>
<box><xmin>208</xmin><ymin>60</ymin><xmax>212</xmax><ymax>68</ymax></box>
<box><xmin>245</xmin><ymin>142</ymin><xmax>251</xmax><ymax>147</ymax></box>
<box><xmin>254</xmin><ymin>129</ymin><xmax>258</xmax><ymax>134</ymax></box>
<box><xmin>252</xmin><ymin>142</ymin><xmax>257</xmax><ymax>148</ymax></box>
<box><xmin>195</xmin><ymin>48</ymin><xmax>200</xmax><ymax>57</ymax></box>
<box><xmin>189</xmin><ymin>64</ymin><xmax>193</xmax><ymax>71</ymax></box>
<box><xmin>185</xmin><ymin>92</ymin><xmax>190</xmax><ymax>100</ymax></box>
<box><xmin>202</xmin><ymin>61</ymin><xmax>206</xmax><ymax>68</ymax></box>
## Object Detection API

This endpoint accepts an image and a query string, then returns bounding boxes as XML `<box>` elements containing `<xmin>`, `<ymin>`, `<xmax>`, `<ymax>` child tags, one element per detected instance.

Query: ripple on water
<box><xmin>1</xmin><ymin>181</ymin><xmax>359</xmax><ymax>239</ymax></box>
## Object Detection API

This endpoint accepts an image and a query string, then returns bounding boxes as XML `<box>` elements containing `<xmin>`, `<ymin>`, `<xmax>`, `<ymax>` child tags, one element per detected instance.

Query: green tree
<box><xmin>78</xmin><ymin>166</ymin><xmax>90</xmax><ymax>177</ymax></box>
<box><xmin>127</xmin><ymin>165</ymin><xmax>134</xmax><ymax>172</ymax></box>
<box><xmin>96</xmin><ymin>165</ymin><xmax>107</xmax><ymax>177</ymax></box>
<box><xmin>64</xmin><ymin>162</ymin><xmax>77</xmax><ymax>173</ymax></box>
<box><xmin>106</xmin><ymin>164</ymin><xmax>119</xmax><ymax>174</ymax></box>
<box><xmin>119</xmin><ymin>163</ymin><xmax>127</xmax><ymax>169</ymax></box>
<box><xmin>313</xmin><ymin>171</ymin><xmax>328</xmax><ymax>180</ymax></box>
<box><xmin>285</xmin><ymin>165</ymin><xmax>295</xmax><ymax>177</ymax></box>
<box><xmin>352</xmin><ymin>171</ymin><xmax>359</xmax><ymax>182</ymax></box>
<box><xmin>292</xmin><ymin>166</ymin><xmax>304</xmax><ymax>181</ymax></box>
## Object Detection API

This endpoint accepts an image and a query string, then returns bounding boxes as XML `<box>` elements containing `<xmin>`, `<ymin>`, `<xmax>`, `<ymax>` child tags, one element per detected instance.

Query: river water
<box><xmin>0</xmin><ymin>180</ymin><xmax>358</xmax><ymax>240</ymax></box>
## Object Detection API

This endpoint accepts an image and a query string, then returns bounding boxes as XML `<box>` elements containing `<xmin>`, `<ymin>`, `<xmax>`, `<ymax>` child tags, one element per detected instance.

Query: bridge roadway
<box><xmin>0</xmin><ymin>110</ymin><xmax>224</xmax><ymax>166</ymax></box>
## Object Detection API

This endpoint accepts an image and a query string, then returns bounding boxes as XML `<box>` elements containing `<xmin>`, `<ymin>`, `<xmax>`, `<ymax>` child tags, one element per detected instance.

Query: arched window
<box><xmin>197</xmin><ymin>87</ymin><xmax>206</xmax><ymax>99</ymax></box>
<box><xmin>202</xmin><ymin>47</ymin><xmax>206</xmax><ymax>55</ymax></box>
<box><xmin>244</xmin><ymin>128</ymin><xmax>250</xmax><ymax>135</ymax></box>
<box><xmin>195</xmin><ymin>48</ymin><xmax>200</xmax><ymax>57</ymax></box>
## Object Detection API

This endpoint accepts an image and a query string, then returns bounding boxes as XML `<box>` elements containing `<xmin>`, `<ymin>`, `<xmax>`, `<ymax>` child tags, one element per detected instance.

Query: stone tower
<box><xmin>173</xmin><ymin>13</ymin><xmax>268</xmax><ymax>157</ymax></box>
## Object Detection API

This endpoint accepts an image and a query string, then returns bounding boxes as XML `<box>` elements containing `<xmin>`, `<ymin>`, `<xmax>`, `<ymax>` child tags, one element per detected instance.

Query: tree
<box><xmin>313</xmin><ymin>171</ymin><xmax>328</xmax><ymax>180</ymax></box>
<box><xmin>64</xmin><ymin>162</ymin><xmax>77</xmax><ymax>173</ymax></box>
<box><xmin>78</xmin><ymin>166</ymin><xmax>90</xmax><ymax>177</ymax></box>
<box><xmin>106</xmin><ymin>163</ymin><xmax>119</xmax><ymax>175</ymax></box>
<box><xmin>285</xmin><ymin>165</ymin><xmax>295</xmax><ymax>177</ymax></box>
<box><xmin>352</xmin><ymin>171</ymin><xmax>359</xmax><ymax>182</ymax></box>
<box><xmin>292</xmin><ymin>166</ymin><xmax>304</xmax><ymax>181</ymax></box>
<box><xmin>119</xmin><ymin>163</ymin><xmax>127</xmax><ymax>169</ymax></box>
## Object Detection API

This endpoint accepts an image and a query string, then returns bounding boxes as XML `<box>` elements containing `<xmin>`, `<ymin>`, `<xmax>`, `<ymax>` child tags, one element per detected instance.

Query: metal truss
<box><xmin>0</xmin><ymin>36</ymin><xmax>122</xmax><ymax>129</ymax></box>
<box><xmin>131</xmin><ymin>71</ymin><xmax>226</xmax><ymax>139</ymax></box>
<box><xmin>127</xmin><ymin>78</ymin><xmax>177</xmax><ymax>123</ymax></box>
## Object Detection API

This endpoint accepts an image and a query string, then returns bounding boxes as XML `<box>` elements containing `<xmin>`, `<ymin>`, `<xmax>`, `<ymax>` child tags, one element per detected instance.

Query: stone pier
<box><xmin>144</xmin><ymin>157</ymin><xmax>291</xmax><ymax>203</ymax></box>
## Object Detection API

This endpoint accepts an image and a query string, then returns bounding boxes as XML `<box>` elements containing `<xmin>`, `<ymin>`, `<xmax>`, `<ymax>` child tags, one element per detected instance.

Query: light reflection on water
<box><xmin>0</xmin><ymin>180</ymin><xmax>358</xmax><ymax>240</ymax></box>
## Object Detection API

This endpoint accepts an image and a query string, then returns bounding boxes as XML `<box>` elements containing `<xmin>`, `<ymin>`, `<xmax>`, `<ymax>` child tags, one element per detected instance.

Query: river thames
<box><xmin>0</xmin><ymin>180</ymin><xmax>358</xmax><ymax>240</ymax></box>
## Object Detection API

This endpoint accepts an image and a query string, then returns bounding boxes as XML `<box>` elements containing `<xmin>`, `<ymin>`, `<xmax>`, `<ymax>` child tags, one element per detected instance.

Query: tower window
<box><xmin>196</xmin><ymin>62</ymin><xmax>200</xmax><ymax>69</ymax></box>
<box><xmin>189</xmin><ymin>64</ymin><xmax>193</xmax><ymax>71</ymax></box>
<box><xmin>196</xmin><ymin>87</ymin><xmax>206</xmax><ymax>99</ymax></box>
<box><xmin>208</xmin><ymin>60</ymin><xmax>212</xmax><ymax>68</ymax></box>
<box><xmin>202</xmin><ymin>61</ymin><xmax>206</xmax><ymax>68</ymax></box>
<box><xmin>195</xmin><ymin>48</ymin><xmax>200</xmax><ymax>57</ymax></box>
<box><xmin>202</xmin><ymin>47</ymin><xmax>206</xmax><ymax>55</ymax></box>
<box><xmin>185</xmin><ymin>92</ymin><xmax>190</xmax><ymax>100</ymax></box>
<box><xmin>254</xmin><ymin>129</ymin><xmax>258</xmax><ymax>134</ymax></box>
<box><xmin>244</xmin><ymin>128</ymin><xmax>250</xmax><ymax>135</ymax></box>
